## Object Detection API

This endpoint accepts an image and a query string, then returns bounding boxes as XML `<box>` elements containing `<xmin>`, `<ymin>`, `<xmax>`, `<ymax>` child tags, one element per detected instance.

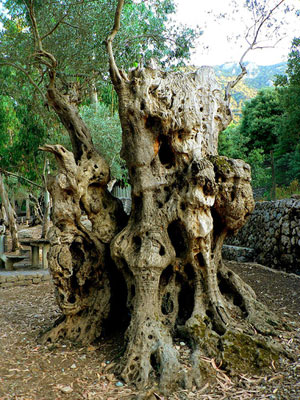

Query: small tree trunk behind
<box><xmin>0</xmin><ymin>173</ymin><xmax>20</xmax><ymax>252</ymax></box>
<box><xmin>42</xmin><ymin>159</ymin><xmax>51</xmax><ymax>238</ymax></box>
<box><xmin>26</xmin><ymin>196</ymin><xmax>31</xmax><ymax>223</ymax></box>
<box><xmin>271</xmin><ymin>150</ymin><xmax>276</xmax><ymax>200</ymax></box>
<box><xmin>90</xmin><ymin>82</ymin><xmax>98</xmax><ymax>109</ymax></box>
<box><xmin>41</xmin><ymin>189</ymin><xmax>50</xmax><ymax>238</ymax></box>
<box><xmin>11</xmin><ymin>194</ymin><xmax>16</xmax><ymax>212</ymax></box>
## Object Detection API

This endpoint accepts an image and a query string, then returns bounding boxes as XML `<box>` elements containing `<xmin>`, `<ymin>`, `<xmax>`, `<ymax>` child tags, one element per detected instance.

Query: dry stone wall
<box><xmin>226</xmin><ymin>199</ymin><xmax>300</xmax><ymax>275</ymax></box>
<box><xmin>0</xmin><ymin>270</ymin><xmax>50</xmax><ymax>288</ymax></box>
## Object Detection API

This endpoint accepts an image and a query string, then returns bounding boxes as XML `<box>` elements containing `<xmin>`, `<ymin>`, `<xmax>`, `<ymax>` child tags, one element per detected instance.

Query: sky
<box><xmin>1</xmin><ymin>0</ymin><xmax>299</xmax><ymax>66</ymax></box>
<box><xmin>174</xmin><ymin>0</ymin><xmax>300</xmax><ymax>66</ymax></box>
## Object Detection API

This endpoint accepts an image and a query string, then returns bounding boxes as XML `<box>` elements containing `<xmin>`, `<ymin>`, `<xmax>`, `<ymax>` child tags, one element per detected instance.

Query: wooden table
<box><xmin>20</xmin><ymin>239</ymin><xmax>50</xmax><ymax>269</ymax></box>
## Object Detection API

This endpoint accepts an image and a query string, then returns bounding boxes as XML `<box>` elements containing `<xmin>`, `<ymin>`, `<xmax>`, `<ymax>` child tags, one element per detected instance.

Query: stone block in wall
<box><xmin>0</xmin><ymin>270</ymin><xmax>50</xmax><ymax>288</ymax></box>
<box><xmin>24</xmin><ymin>274</ymin><xmax>36</xmax><ymax>280</ymax></box>
<box><xmin>5</xmin><ymin>275</ymin><xmax>16</xmax><ymax>282</ymax></box>
<box><xmin>1</xmin><ymin>282</ymin><xmax>15</xmax><ymax>288</ymax></box>
<box><xmin>281</xmin><ymin>221</ymin><xmax>290</xmax><ymax>236</ymax></box>
<box><xmin>222</xmin><ymin>245</ymin><xmax>256</xmax><ymax>263</ymax></box>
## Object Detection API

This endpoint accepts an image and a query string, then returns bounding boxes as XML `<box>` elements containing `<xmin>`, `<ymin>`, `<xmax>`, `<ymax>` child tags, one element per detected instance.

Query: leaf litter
<box><xmin>0</xmin><ymin>260</ymin><xmax>299</xmax><ymax>399</ymax></box>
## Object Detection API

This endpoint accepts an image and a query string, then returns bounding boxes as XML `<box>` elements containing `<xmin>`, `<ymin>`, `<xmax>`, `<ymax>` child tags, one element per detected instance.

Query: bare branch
<box><xmin>24</xmin><ymin>0</ymin><xmax>43</xmax><ymax>52</ymax></box>
<box><xmin>224</xmin><ymin>64</ymin><xmax>247</xmax><ymax>103</ymax></box>
<box><xmin>106</xmin><ymin>0</ymin><xmax>126</xmax><ymax>86</ymax></box>
<box><xmin>0</xmin><ymin>168</ymin><xmax>43</xmax><ymax>189</ymax></box>
<box><xmin>61</xmin><ymin>21</ymin><xmax>80</xmax><ymax>30</ymax></box>
<box><xmin>247</xmin><ymin>0</ymin><xmax>285</xmax><ymax>54</ymax></box>
<box><xmin>225</xmin><ymin>0</ymin><xmax>286</xmax><ymax>104</ymax></box>
<box><xmin>252</xmin><ymin>36</ymin><xmax>285</xmax><ymax>50</ymax></box>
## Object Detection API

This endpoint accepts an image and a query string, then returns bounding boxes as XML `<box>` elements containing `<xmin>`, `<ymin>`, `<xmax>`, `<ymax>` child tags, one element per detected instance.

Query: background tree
<box><xmin>238</xmin><ymin>88</ymin><xmax>283</xmax><ymax>197</ymax></box>
<box><xmin>239</xmin><ymin>88</ymin><xmax>282</xmax><ymax>152</ymax></box>
<box><xmin>274</xmin><ymin>37</ymin><xmax>300</xmax><ymax>185</ymax></box>
<box><xmin>220</xmin><ymin>37</ymin><xmax>300</xmax><ymax>197</ymax></box>
<box><xmin>218</xmin><ymin>121</ymin><xmax>272</xmax><ymax>189</ymax></box>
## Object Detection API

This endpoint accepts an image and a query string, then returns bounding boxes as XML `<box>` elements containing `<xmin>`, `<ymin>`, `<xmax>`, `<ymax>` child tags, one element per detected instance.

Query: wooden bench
<box><xmin>0</xmin><ymin>254</ymin><xmax>28</xmax><ymax>271</ymax></box>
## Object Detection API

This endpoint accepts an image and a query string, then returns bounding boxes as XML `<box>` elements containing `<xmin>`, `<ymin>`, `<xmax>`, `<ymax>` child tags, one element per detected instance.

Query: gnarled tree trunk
<box><xmin>108</xmin><ymin>64</ymin><xmax>283</xmax><ymax>392</ymax></box>
<box><xmin>40</xmin><ymin>78</ymin><xmax>127</xmax><ymax>344</ymax></box>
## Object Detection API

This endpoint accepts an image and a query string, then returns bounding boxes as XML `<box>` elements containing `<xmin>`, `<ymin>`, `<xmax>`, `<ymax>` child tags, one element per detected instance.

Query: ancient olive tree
<box><xmin>6</xmin><ymin>0</ymin><xmax>289</xmax><ymax>394</ymax></box>
<box><xmin>102</xmin><ymin>0</ymin><xmax>284</xmax><ymax>391</ymax></box>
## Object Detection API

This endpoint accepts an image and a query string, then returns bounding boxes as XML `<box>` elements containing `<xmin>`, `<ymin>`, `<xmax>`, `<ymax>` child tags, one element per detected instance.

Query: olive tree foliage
<box><xmin>1</xmin><ymin>0</ymin><xmax>200</xmax><ymax>94</ymax></box>
<box><xmin>0</xmin><ymin>0</ymin><xmax>200</xmax><ymax>183</ymax></box>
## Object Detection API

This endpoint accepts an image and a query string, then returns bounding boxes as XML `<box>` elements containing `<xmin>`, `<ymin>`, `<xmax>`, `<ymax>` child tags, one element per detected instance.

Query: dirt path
<box><xmin>0</xmin><ymin>261</ymin><xmax>299</xmax><ymax>400</ymax></box>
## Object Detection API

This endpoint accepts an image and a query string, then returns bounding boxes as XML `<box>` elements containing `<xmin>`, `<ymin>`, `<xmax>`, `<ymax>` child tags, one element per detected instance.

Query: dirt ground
<box><xmin>0</xmin><ymin>261</ymin><xmax>299</xmax><ymax>400</ymax></box>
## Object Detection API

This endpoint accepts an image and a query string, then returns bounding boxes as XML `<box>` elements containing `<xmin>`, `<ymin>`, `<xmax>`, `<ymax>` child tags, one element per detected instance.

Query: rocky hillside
<box><xmin>214</xmin><ymin>62</ymin><xmax>287</xmax><ymax>118</ymax></box>
<box><xmin>215</xmin><ymin>61</ymin><xmax>287</xmax><ymax>89</ymax></box>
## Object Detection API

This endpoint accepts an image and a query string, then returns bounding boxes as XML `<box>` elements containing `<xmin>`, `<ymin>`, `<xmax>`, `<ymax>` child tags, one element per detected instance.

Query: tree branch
<box><xmin>25</xmin><ymin>0</ymin><xmax>57</xmax><ymax>72</ymax></box>
<box><xmin>106</xmin><ymin>0</ymin><xmax>126</xmax><ymax>86</ymax></box>
<box><xmin>0</xmin><ymin>169</ymin><xmax>43</xmax><ymax>189</ymax></box>
<box><xmin>41</xmin><ymin>13</ymin><xmax>68</xmax><ymax>41</ymax></box>
<box><xmin>61</xmin><ymin>21</ymin><xmax>80</xmax><ymax>30</ymax></box>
